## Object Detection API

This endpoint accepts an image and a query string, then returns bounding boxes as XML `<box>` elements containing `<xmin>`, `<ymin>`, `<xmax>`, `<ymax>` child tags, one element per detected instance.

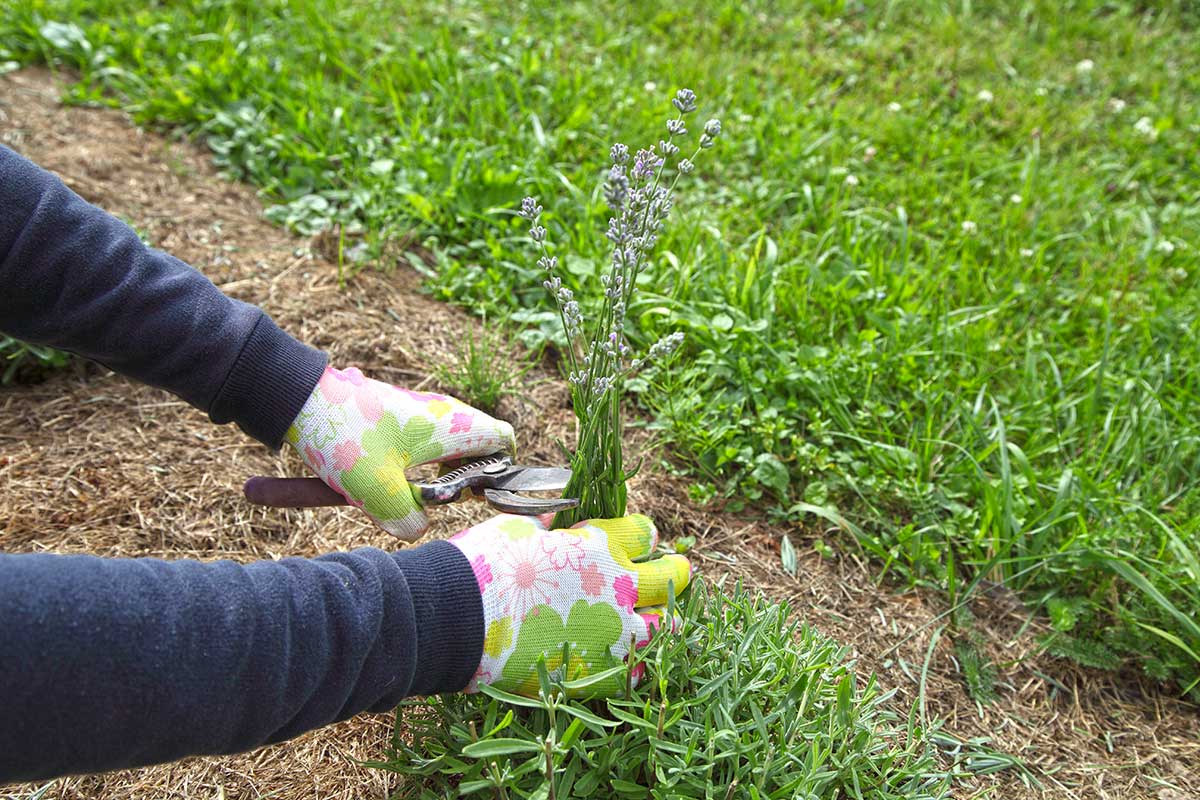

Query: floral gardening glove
<box><xmin>286</xmin><ymin>366</ymin><xmax>516</xmax><ymax>539</ymax></box>
<box><xmin>450</xmin><ymin>513</ymin><xmax>691</xmax><ymax>697</ymax></box>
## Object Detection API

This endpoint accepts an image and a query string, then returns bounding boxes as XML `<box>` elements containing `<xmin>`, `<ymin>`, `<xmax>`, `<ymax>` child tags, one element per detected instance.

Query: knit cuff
<box><xmin>208</xmin><ymin>312</ymin><xmax>328</xmax><ymax>449</ymax></box>
<box><xmin>391</xmin><ymin>541</ymin><xmax>485</xmax><ymax>696</ymax></box>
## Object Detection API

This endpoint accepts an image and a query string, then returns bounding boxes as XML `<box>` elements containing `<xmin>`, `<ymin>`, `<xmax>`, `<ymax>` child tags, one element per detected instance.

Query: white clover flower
<box><xmin>844</xmin><ymin>174</ymin><xmax>860</xmax><ymax>187</ymax></box>
<box><xmin>1075</xmin><ymin>59</ymin><xmax>1094</xmax><ymax>74</ymax></box>
<box><xmin>864</xmin><ymin>146</ymin><xmax>877</xmax><ymax>161</ymax></box>
<box><xmin>644</xmin><ymin>81</ymin><xmax>658</xmax><ymax>92</ymax></box>
<box><xmin>962</xmin><ymin>220</ymin><xmax>978</xmax><ymax>235</ymax></box>
<box><xmin>976</xmin><ymin>89</ymin><xmax>994</xmax><ymax>103</ymax></box>
<box><xmin>1156</xmin><ymin>239</ymin><xmax>1176</xmax><ymax>254</ymax></box>
<box><xmin>1020</xmin><ymin>248</ymin><xmax>1034</xmax><ymax>258</ymax></box>
<box><xmin>887</xmin><ymin>101</ymin><xmax>902</xmax><ymax>113</ymax></box>
<box><xmin>1108</xmin><ymin>98</ymin><xmax>1127</xmax><ymax>113</ymax></box>
<box><xmin>1010</xmin><ymin>193</ymin><xmax>1022</xmax><ymax>204</ymax></box>
<box><xmin>1134</xmin><ymin>116</ymin><xmax>1158</xmax><ymax>140</ymax></box>
<box><xmin>1035</xmin><ymin>86</ymin><xmax>1048</xmax><ymax>97</ymax></box>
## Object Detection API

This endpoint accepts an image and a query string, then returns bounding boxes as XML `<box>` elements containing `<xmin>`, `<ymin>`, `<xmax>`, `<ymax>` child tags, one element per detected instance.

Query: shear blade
<box><xmin>495</xmin><ymin>466</ymin><xmax>573</xmax><ymax>493</ymax></box>
<box><xmin>483</xmin><ymin>488</ymin><xmax>579</xmax><ymax>515</ymax></box>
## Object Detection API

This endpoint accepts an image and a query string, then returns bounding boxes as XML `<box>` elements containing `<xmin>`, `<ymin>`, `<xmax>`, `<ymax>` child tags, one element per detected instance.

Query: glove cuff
<box><xmin>209</xmin><ymin>314</ymin><xmax>328</xmax><ymax>449</ymax></box>
<box><xmin>391</xmin><ymin>540</ymin><xmax>485</xmax><ymax>694</ymax></box>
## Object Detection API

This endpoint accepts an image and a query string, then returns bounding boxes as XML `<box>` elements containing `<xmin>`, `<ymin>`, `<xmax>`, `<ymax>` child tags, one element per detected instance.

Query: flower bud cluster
<box><xmin>521</xmin><ymin>88</ymin><xmax>718</xmax><ymax>414</ymax></box>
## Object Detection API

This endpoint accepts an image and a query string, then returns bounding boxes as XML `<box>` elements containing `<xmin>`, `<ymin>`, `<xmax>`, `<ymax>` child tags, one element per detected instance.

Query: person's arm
<box><xmin>0</xmin><ymin>144</ymin><xmax>326</xmax><ymax>448</ymax></box>
<box><xmin>0</xmin><ymin>542</ymin><xmax>484</xmax><ymax>783</ymax></box>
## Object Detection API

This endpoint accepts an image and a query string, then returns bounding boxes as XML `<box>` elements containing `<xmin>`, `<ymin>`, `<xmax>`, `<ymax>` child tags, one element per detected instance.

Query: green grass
<box><xmin>0</xmin><ymin>336</ymin><xmax>71</xmax><ymax>384</ymax></box>
<box><xmin>3</xmin><ymin>0</ymin><xmax>1198</xmax><ymax>692</ymax></box>
<box><xmin>434</xmin><ymin>324</ymin><xmax>535</xmax><ymax>416</ymax></box>
<box><xmin>372</xmin><ymin>580</ymin><xmax>957</xmax><ymax>798</ymax></box>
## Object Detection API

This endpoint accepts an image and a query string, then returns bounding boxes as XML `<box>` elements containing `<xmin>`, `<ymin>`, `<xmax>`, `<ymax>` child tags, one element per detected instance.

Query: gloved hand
<box><xmin>286</xmin><ymin>366</ymin><xmax>516</xmax><ymax>539</ymax></box>
<box><xmin>450</xmin><ymin>513</ymin><xmax>691</xmax><ymax>697</ymax></box>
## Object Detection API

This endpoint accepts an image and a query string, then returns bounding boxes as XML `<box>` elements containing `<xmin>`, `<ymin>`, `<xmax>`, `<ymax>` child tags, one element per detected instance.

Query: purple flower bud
<box><xmin>633</xmin><ymin>148</ymin><xmax>664</xmax><ymax>180</ymax></box>
<box><xmin>673</xmin><ymin>88</ymin><xmax>697</xmax><ymax>114</ymax></box>
<box><xmin>610</xmin><ymin>143</ymin><xmax>629</xmax><ymax>164</ymax></box>
<box><xmin>519</xmin><ymin>197</ymin><xmax>542</xmax><ymax>220</ymax></box>
<box><xmin>659</xmin><ymin>139</ymin><xmax>680</xmax><ymax>157</ymax></box>
<box><xmin>703</xmin><ymin>118</ymin><xmax>722</xmax><ymax>137</ymax></box>
<box><xmin>530</xmin><ymin>224</ymin><xmax>546</xmax><ymax>242</ymax></box>
<box><xmin>666</xmin><ymin>119</ymin><xmax>687</xmax><ymax>136</ymax></box>
<box><xmin>678</xmin><ymin>159</ymin><xmax>695</xmax><ymax>174</ymax></box>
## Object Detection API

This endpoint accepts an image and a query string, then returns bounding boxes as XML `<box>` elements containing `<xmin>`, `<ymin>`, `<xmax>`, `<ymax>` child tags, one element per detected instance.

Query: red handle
<box><xmin>243</xmin><ymin>477</ymin><xmax>348</xmax><ymax>507</ymax></box>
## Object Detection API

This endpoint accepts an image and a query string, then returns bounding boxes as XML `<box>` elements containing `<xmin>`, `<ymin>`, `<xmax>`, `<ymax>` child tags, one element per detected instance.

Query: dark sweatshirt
<box><xmin>0</xmin><ymin>144</ymin><xmax>484</xmax><ymax>783</ymax></box>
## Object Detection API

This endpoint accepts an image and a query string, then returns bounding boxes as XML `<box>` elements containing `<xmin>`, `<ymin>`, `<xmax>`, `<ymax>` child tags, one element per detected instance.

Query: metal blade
<box><xmin>494</xmin><ymin>466</ymin><xmax>573</xmax><ymax>493</ymax></box>
<box><xmin>483</xmin><ymin>488</ymin><xmax>579</xmax><ymax>515</ymax></box>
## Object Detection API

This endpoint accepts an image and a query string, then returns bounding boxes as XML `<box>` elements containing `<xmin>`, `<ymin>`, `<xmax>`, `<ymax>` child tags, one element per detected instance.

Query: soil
<box><xmin>1</xmin><ymin>67</ymin><xmax>1197</xmax><ymax>800</ymax></box>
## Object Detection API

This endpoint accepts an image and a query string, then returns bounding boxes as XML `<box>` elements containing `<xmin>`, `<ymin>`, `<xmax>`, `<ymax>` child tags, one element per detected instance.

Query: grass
<box><xmin>2</xmin><ymin>0</ymin><xmax>1198</xmax><ymax>692</ymax></box>
<box><xmin>371</xmin><ymin>580</ymin><xmax>957</xmax><ymax>798</ymax></box>
<box><xmin>434</xmin><ymin>323</ymin><xmax>534</xmax><ymax>416</ymax></box>
<box><xmin>0</xmin><ymin>336</ymin><xmax>72</xmax><ymax>384</ymax></box>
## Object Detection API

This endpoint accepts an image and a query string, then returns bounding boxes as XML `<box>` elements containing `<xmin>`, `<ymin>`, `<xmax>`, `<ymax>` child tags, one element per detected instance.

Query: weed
<box><xmin>434</xmin><ymin>324</ymin><xmax>533</xmax><ymax>416</ymax></box>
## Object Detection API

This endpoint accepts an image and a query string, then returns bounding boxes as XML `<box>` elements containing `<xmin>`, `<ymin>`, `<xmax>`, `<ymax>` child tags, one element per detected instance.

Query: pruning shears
<box><xmin>243</xmin><ymin>453</ymin><xmax>578</xmax><ymax>516</ymax></box>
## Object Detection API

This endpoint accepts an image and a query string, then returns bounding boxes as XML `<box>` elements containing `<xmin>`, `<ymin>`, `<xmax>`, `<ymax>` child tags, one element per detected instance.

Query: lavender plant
<box><xmin>519</xmin><ymin>89</ymin><xmax>721</xmax><ymax>527</ymax></box>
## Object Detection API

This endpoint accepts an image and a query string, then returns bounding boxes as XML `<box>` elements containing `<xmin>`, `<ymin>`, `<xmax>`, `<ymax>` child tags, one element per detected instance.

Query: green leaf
<box><xmin>461</xmin><ymin>738</ymin><xmax>547</xmax><ymax>758</ymax></box>
<box><xmin>404</xmin><ymin>191</ymin><xmax>435</xmax><ymax>222</ymax></box>
<box><xmin>751</xmin><ymin>453</ymin><xmax>790</xmax><ymax>499</ymax></box>
<box><xmin>478</xmin><ymin>683</ymin><xmax>550</xmax><ymax>709</ymax></box>
<box><xmin>560</xmin><ymin>664</ymin><xmax>626</xmax><ymax>693</ymax></box>
<box><xmin>611</xmin><ymin>778</ymin><xmax>650</xmax><ymax>796</ymax></box>
<box><xmin>780</xmin><ymin>533</ymin><xmax>797</xmax><ymax>577</ymax></box>
<box><xmin>559</xmin><ymin>717</ymin><xmax>586</xmax><ymax>750</ymax></box>
<box><xmin>485</xmin><ymin>709</ymin><xmax>514</xmax><ymax>738</ymax></box>
<box><xmin>457</xmin><ymin>779</ymin><xmax>498</xmax><ymax>794</ymax></box>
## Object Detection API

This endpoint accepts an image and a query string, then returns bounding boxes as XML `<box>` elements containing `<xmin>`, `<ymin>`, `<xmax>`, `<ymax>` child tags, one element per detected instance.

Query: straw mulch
<box><xmin>1</xmin><ymin>67</ymin><xmax>1196</xmax><ymax>800</ymax></box>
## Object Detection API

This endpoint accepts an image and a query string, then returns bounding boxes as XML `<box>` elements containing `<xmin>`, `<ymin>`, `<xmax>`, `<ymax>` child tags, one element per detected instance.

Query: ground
<box><xmin>0</xmin><ymin>68</ymin><xmax>1196</xmax><ymax>800</ymax></box>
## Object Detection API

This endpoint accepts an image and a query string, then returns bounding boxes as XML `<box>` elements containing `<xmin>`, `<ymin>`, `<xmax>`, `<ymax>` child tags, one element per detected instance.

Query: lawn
<box><xmin>3</xmin><ymin>0</ymin><xmax>1198</xmax><ymax>698</ymax></box>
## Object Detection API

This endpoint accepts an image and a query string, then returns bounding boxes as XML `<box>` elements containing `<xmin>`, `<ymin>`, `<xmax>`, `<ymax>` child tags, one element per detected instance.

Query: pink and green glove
<box><xmin>286</xmin><ymin>366</ymin><xmax>517</xmax><ymax>539</ymax></box>
<box><xmin>450</xmin><ymin>513</ymin><xmax>691</xmax><ymax>697</ymax></box>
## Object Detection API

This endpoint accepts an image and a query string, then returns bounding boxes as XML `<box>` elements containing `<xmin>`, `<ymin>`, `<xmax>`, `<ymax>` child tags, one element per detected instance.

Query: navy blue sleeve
<box><xmin>0</xmin><ymin>541</ymin><xmax>485</xmax><ymax>783</ymax></box>
<box><xmin>0</xmin><ymin>144</ymin><xmax>327</xmax><ymax>449</ymax></box>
